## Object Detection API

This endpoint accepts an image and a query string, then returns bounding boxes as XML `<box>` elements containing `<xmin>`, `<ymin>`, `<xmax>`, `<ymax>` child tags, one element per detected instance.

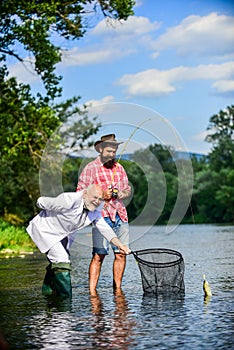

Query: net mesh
<box><xmin>133</xmin><ymin>248</ymin><xmax>185</xmax><ymax>296</ymax></box>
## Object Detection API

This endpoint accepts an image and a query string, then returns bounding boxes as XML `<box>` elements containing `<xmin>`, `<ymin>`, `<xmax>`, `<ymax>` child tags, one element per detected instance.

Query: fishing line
<box><xmin>110</xmin><ymin>118</ymin><xmax>152</xmax><ymax>184</ymax></box>
<box><xmin>162</xmin><ymin>117</ymin><xmax>195</xmax><ymax>226</ymax></box>
<box><xmin>117</xmin><ymin>118</ymin><xmax>152</xmax><ymax>164</ymax></box>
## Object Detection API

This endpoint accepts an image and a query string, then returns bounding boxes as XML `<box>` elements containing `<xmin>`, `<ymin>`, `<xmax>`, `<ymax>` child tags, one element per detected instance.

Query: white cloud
<box><xmin>8</xmin><ymin>15</ymin><xmax>159</xmax><ymax>77</ymax></box>
<box><xmin>134</xmin><ymin>0</ymin><xmax>144</xmax><ymax>8</ymax></box>
<box><xmin>91</xmin><ymin>16</ymin><xmax>159</xmax><ymax>37</ymax></box>
<box><xmin>60</xmin><ymin>16</ymin><xmax>159</xmax><ymax>67</ymax></box>
<box><xmin>59</xmin><ymin>13</ymin><xmax>234</xmax><ymax>69</ymax></box>
<box><xmin>117</xmin><ymin>62</ymin><xmax>234</xmax><ymax>97</ymax></box>
<box><xmin>152</xmin><ymin>13</ymin><xmax>234</xmax><ymax>58</ymax></box>
<box><xmin>8</xmin><ymin>11</ymin><xmax>234</xmax><ymax>98</ymax></box>
<box><xmin>61</xmin><ymin>46</ymin><xmax>134</xmax><ymax>66</ymax></box>
<box><xmin>84</xmin><ymin>95</ymin><xmax>115</xmax><ymax>107</ymax></box>
<box><xmin>117</xmin><ymin>68</ymin><xmax>175</xmax><ymax>96</ymax></box>
<box><xmin>8</xmin><ymin>58</ymin><xmax>39</xmax><ymax>84</ymax></box>
<box><xmin>212</xmin><ymin>80</ymin><xmax>234</xmax><ymax>93</ymax></box>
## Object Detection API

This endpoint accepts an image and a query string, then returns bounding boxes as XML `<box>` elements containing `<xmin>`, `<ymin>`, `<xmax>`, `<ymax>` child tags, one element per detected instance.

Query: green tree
<box><xmin>126</xmin><ymin>145</ymin><xmax>178</xmax><ymax>225</ymax></box>
<box><xmin>206</xmin><ymin>105</ymin><xmax>234</xmax><ymax>171</ymax></box>
<box><xmin>0</xmin><ymin>1</ymin><xmax>135</xmax><ymax>222</ymax></box>
<box><xmin>125</xmin><ymin>161</ymin><xmax>148</xmax><ymax>222</ymax></box>
<box><xmin>193</xmin><ymin>105</ymin><xmax>234</xmax><ymax>223</ymax></box>
<box><xmin>0</xmin><ymin>70</ymin><xmax>100</xmax><ymax>221</ymax></box>
<box><xmin>148</xmin><ymin>144</ymin><xmax>177</xmax><ymax>175</ymax></box>
<box><xmin>0</xmin><ymin>0</ymin><xmax>135</xmax><ymax>98</ymax></box>
<box><xmin>189</xmin><ymin>155</ymin><xmax>207</xmax><ymax>222</ymax></box>
<box><xmin>215</xmin><ymin>168</ymin><xmax>234</xmax><ymax>222</ymax></box>
<box><xmin>192</xmin><ymin>166</ymin><xmax>220</xmax><ymax>223</ymax></box>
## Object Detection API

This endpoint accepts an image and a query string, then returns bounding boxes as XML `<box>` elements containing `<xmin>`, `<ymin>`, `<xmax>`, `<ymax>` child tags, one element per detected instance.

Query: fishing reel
<box><xmin>108</xmin><ymin>185</ymin><xmax>118</xmax><ymax>199</ymax></box>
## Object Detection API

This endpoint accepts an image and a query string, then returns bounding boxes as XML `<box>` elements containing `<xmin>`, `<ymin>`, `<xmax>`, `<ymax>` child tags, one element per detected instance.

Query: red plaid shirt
<box><xmin>76</xmin><ymin>156</ymin><xmax>131</xmax><ymax>222</ymax></box>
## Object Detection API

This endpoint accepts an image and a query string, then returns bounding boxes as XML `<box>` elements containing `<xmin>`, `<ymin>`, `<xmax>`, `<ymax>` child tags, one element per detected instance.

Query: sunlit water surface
<box><xmin>0</xmin><ymin>224</ymin><xmax>233</xmax><ymax>349</ymax></box>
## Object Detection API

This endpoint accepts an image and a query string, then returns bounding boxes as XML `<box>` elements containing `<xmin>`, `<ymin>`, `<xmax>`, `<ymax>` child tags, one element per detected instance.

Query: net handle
<box><xmin>130</xmin><ymin>250</ymin><xmax>137</xmax><ymax>258</ymax></box>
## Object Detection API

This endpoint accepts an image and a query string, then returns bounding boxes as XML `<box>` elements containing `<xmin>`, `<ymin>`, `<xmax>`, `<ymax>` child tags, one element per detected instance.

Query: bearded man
<box><xmin>76</xmin><ymin>134</ymin><xmax>131</xmax><ymax>295</ymax></box>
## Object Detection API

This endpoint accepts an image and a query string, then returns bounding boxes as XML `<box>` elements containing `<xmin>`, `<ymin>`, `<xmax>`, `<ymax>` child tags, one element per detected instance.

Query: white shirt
<box><xmin>26</xmin><ymin>190</ymin><xmax>116</xmax><ymax>253</ymax></box>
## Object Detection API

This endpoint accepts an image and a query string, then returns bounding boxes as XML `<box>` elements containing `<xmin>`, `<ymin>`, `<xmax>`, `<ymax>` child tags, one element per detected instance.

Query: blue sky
<box><xmin>9</xmin><ymin>0</ymin><xmax>234</xmax><ymax>155</ymax></box>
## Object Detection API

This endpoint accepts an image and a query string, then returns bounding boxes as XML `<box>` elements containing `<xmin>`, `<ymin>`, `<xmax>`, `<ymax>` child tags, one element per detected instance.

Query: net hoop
<box><xmin>132</xmin><ymin>248</ymin><xmax>185</xmax><ymax>295</ymax></box>
<box><xmin>132</xmin><ymin>248</ymin><xmax>184</xmax><ymax>268</ymax></box>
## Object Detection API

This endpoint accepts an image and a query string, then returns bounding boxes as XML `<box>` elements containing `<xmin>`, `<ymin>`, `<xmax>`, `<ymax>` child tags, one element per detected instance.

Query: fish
<box><xmin>203</xmin><ymin>274</ymin><xmax>212</xmax><ymax>297</ymax></box>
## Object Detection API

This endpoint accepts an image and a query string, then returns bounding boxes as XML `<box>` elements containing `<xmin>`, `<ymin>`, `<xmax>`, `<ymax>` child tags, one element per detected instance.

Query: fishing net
<box><xmin>132</xmin><ymin>248</ymin><xmax>185</xmax><ymax>296</ymax></box>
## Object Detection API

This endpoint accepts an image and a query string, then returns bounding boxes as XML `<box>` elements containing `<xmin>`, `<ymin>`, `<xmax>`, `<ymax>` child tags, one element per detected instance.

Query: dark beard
<box><xmin>102</xmin><ymin>157</ymin><xmax>116</xmax><ymax>169</ymax></box>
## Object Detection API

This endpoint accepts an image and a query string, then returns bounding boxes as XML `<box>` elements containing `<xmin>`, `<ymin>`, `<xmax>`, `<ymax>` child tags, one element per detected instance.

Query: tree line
<box><xmin>62</xmin><ymin>107</ymin><xmax>234</xmax><ymax>225</ymax></box>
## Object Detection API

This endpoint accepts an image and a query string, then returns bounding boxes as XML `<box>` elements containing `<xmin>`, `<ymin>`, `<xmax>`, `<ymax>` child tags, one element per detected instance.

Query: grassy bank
<box><xmin>0</xmin><ymin>218</ymin><xmax>36</xmax><ymax>256</ymax></box>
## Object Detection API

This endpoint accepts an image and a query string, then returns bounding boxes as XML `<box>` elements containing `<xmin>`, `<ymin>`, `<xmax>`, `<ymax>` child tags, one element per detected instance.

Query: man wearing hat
<box><xmin>76</xmin><ymin>134</ymin><xmax>131</xmax><ymax>295</ymax></box>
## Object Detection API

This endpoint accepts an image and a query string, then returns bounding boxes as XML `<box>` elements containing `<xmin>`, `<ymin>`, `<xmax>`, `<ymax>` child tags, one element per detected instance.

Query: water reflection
<box><xmin>136</xmin><ymin>295</ymin><xmax>189</xmax><ymax>349</ymax></box>
<box><xmin>89</xmin><ymin>289</ymin><xmax>136</xmax><ymax>349</ymax></box>
<box><xmin>203</xmin><ymin>295</ymin><xmax>212</xmax><ymax>305</ymax></box>
<box><xmin>141</xmin><ymin>294</ymin><xmax>185</xmax><ymax>322</ymax></box>
<box><xmin>28</xmin><ymin>298</ymin><xmax>74</xmax><ymax>349</ymax></box>
<box><xmin>45</xmin><ymin>295</ymin><xmax>72</xmax><ymax>313</ymax></box>
<box><xmin>142</xmin><ymin>294</ymin><xmax>185</xmax><ymax>308</ymax></box>
<box><xmin>0</xmin><ymin>224</ymin><xmax>233</xmax><ymax>349</ymax></box>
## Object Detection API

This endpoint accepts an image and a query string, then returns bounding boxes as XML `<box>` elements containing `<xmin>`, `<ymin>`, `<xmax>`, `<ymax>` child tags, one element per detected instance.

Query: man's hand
<box><xmin>116</xmin><ymin>189</ymin><xmax>131</xmax><ymax>200</ymax></box>
<box><xmin>103</xmin><ymin>188</ymin><xmax>112</xmax><ymax>200</ymax></box>
<box><xmin>118</xmin><ymin>245</ymin><xmax>131</xmax><ymax>255</ymax></box>
<box><xmin>111</xmin><ymin>237</ymin><xmax>131</xmax><ymax>254</ymax></box>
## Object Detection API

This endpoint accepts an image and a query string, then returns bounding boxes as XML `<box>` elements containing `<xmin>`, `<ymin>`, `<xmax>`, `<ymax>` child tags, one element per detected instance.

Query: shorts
<box><xmin>92</xmin><ymin>214</ymin><xmax>129</xmax><ymax>255</ymax></box>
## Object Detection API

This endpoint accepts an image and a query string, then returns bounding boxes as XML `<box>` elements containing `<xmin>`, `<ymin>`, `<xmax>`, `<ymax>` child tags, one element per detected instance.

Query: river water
<box><xmin>0</xmin><ymin>224</ymin><xmax>233</xmax><ymax>349</ymax></box>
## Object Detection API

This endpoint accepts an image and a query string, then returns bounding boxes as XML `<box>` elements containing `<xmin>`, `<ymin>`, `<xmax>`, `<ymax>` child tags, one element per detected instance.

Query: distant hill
<box><xmin>119</xmin><ymin>151</ymin><xmax>207</xmax><ymax>161</ymax></box>
<box><xmin>174</xmin><ymin>151</ymin><xmax>207</xmax><ymax>161</ymax></box>
<box><xmin>68</xmin><ymin>150</ymin><xmax>207</xmax><ymax>162</ymax></box>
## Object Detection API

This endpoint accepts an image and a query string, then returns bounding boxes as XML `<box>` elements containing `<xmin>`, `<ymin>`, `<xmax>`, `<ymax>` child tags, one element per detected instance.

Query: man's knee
<box><xmin>92</xmin><ymin>253</ymin><xmax>105</xmax><ymax>264</ymax></box>
<box><xmin>114</xmin><ymin>252</ymin><xmax>126</xmax><ymax>260</ymax></box>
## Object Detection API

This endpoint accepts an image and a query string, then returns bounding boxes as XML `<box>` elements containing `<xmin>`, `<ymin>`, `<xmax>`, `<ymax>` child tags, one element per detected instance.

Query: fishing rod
<box><xmin>116</xmin><ymin>118</ymin><xmax>152</xmax><ymax>164</ymax></box>
<box><xmin>109</xmin><ymin>118</ymin><xmax>152</xmax><ymax>194</ymax></box>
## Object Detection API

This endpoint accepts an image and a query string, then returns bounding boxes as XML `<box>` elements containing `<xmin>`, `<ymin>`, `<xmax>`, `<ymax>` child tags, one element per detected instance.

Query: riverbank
<box><xmin>0</xmin><ymin>248</ymin><xmax>36</xmax><ymax>259</ymax></box>
<box><xmin>0</xmin><ymin>218</ymin><xmax>36</xmax><ymax>257</ymax></box>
